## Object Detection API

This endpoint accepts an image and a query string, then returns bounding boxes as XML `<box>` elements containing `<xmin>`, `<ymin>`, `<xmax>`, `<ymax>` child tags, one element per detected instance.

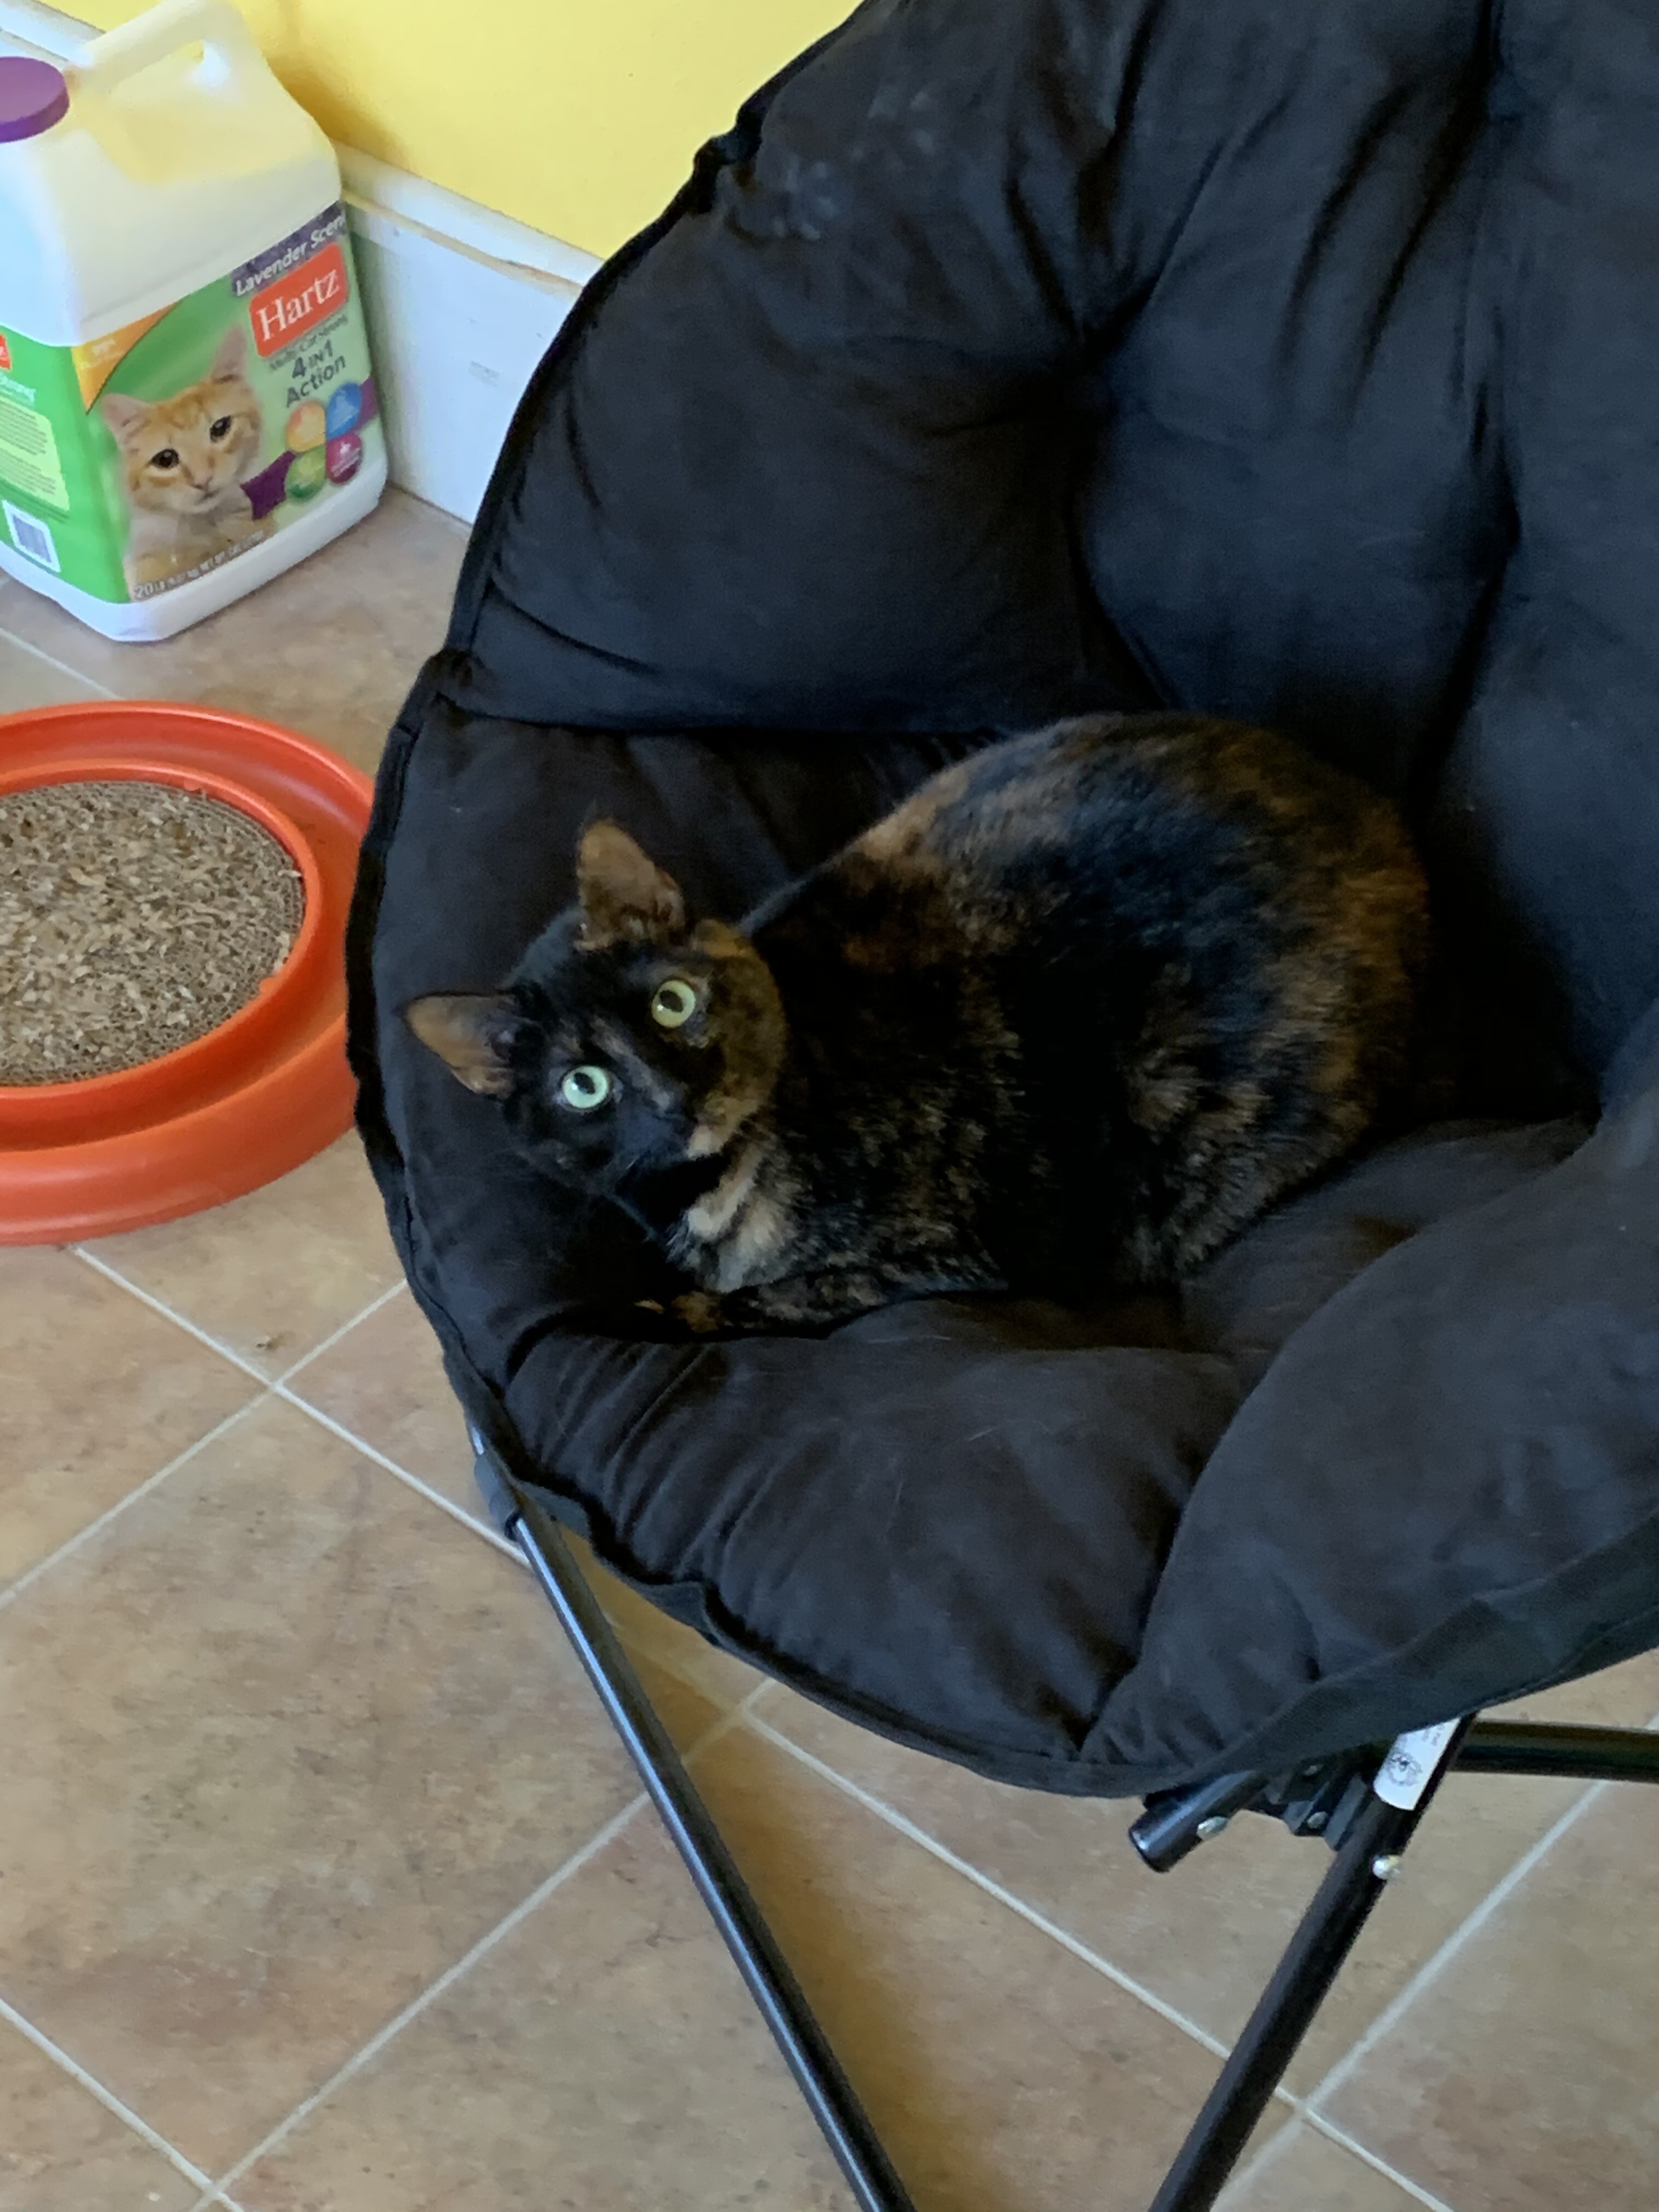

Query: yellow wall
<box><xmin>77</xmin><ymin>0</ymin><xmax>852</xmax><ymax>258</ymax></box>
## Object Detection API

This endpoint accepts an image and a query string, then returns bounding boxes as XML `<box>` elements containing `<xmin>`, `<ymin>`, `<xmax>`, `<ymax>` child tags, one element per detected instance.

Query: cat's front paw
<box><xmin>669</xmin><ymin>1290</ymin><xmax>726</xmax><ymax>1335</ymax></box>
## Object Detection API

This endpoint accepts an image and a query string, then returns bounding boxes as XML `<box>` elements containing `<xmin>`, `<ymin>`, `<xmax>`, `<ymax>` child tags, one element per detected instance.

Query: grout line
<box><xmin>1215</xmin><ymin>2109</ymin><xmax>1462</xmax><ymax>2212</ymax></box>
<box><xmin>1292</xmin><ymin>1705</ymin><xmax>1659</xmax><ymax>2195</ymax></box>
<box><xmin>219</xmin><ymin>1387</ymin><xmax>761</xmax><ymax>1725</ymax></box>
<box><xmin>0</xmin><ymin>622</ymin><xmax>121</xmax><ymax>701</ymax></box>
<box><xmin>1305</xmin><ymin>1697</ymin><xmax>1659</xmax><ymax>2123</ymax></box>
<box><xmin>1</xmin><ymin>1323</ymin><xmax>743</xmax><ymax>2200</ymax></box>
<box><xmin>0</xmin><ymin>1396</ymin><xmax>267</xmax><ymax>1616</ymax></box>
<box><xmin>1212</xmin><ymin>2112</ymin><xmax>1304</xmax><ymax>2210</ymax></box>
<box><xmin>744</xmin><ymin>1711</ymin><xmax>1235</xmax><ymax>2064</ymax></box>
<box><xmin>273</xmin><ymin>1279</ymin><xmax>409</xmax><ymax>1383</ymax></box>
<box><xmin>270</xmin><ymin>1385</ymin><xmax>521</xmax><ymax>1558</ymax></box>
<box><xmin>268</xmin><ymin>1404</ymin><xmax>765</xmax><ymax>1730</ymax></box>
<box><xmin>0</xmin><ymin>1991</ymin><xmax>216</xmax><ymax>2196</ymax></box>
<box><xmin>1304</xmin><ymin>2114</ymin><xmax>1462</xmax><ymax>2212</ymax></box>
<box><xmin>70</xmin><ymin>1249</ymin><xmax>273</xmax><ymax>1383</ymax></box>
<box><xmin>203</xmin><ymin>1696</ymin><xmax>741</xmax><ymax>2199</ymax></box>
<box><xmin>70</xmin><ymin>1248</ymin><xmax>410</xmax><ymax>1395</ymax></box>
<box><xmin>69</xmin><ymin>1240</ymin><xmax>751</xmax><ymax>1714</ymax></box>
<box><xmin>64</xmin><ymin>1250</ymin><xmax>522</xmax><ymax>1559</ymax></box>
<box><xmin>680</xmin><ymin>1696</ymin><xmax>758</xmax><ymax>1768</ymax></box>
<box><xmin>212</xmin><ymin>1793</ymin><xmax>651</xmax><ymax>2194</ymax></box>
<box><xmin>1305</xmin><ymin>1768</ymin><xmax>1624</xmax><ymax>2116</ymax></box>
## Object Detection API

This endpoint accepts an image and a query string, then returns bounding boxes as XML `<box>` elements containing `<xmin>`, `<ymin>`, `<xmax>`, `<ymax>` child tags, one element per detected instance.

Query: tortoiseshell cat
<box><xmin>101</xmin><ymin>327</ymin><xmax>266</xmax><ymax>591</ymax></box>
<box><xmin>408</xmin><ymin>714</ymin><xmax>1430</xmax><ymax>1333</ymax></box>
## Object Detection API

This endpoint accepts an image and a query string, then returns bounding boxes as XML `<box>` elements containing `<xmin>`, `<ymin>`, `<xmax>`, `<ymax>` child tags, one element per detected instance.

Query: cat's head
<box><xmin>101</xmin><ymin>328</ymin><xmax>262</xmax><ymax>515</ymax></box>
<box><xmin>404</xmin><ymin>822</ymin><xmax>787</xmax><ymax>1196</ymax></box>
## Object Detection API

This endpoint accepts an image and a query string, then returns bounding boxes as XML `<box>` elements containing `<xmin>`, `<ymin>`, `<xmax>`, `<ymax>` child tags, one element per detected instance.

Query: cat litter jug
<box><xmin>0</xmin><ymin>0</ymin><xmax>385</xmax><ymax>641</ymax></box>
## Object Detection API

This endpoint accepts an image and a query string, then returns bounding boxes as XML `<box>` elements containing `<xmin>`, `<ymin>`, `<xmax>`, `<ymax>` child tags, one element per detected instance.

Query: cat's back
<box><xmin>807</xmin><ymin>714</ymin><xmax>1418</xmax><ymax>986</ymax></box>
<box><xmin>812</xmin><ymin>710</ymin><xmax>1430</xmax><ymax>1203</ymax></box>
<box><xmin>765</xmin><ymin>710</ymin><xmax>1428</xmax><ymax>1034</ymax></box>
<box><xmin>744</xmin><ymin>712</ymin><xmax>1429</xmax><ymax>1289</ymax></box>
<box><xmin>855</xmin><ymin>713</ymin><xmax>1408</xmax><ymax>899</ymax></box>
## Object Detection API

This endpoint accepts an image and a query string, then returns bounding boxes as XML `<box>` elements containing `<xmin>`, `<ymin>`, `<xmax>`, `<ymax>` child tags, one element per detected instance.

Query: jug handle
<box><xmin>72</xmin><ymin>0</ymin><xmax>268</xmax><ymax>101</ymax></box>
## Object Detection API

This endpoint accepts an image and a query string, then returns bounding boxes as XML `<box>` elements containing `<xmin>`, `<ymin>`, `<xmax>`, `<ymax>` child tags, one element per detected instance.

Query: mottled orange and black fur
<box><xmin>100</xmin><ymin>328</ymin><xmax>266</xmax><ymax>592</ymax></box>
<box><xmin>407</xmin><ymin>714</ymin><xmax>1429</xmax><ymax>1333</ymax></box>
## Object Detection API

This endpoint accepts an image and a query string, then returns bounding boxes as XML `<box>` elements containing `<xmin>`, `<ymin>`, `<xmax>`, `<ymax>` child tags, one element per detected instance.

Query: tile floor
<box><xmin>3</xmin><ymin>493</ymin><xmax>1656</xmax><ymax>2211</ymax></box>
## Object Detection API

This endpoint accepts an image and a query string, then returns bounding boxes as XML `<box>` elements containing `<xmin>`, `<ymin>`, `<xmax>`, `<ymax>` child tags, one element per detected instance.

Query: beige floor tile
<box><xmin>1489</xmin><ymin>1643</ymin><xmax>1659</xmax><ymax>1728</ymax></box>
<box><xmin>756</xmin><ymin>1647</ymin><xmax>1659</xmax><ymax>2097</ymax></box>
<box><xmin>234</xmin><ymin>1809</ymin><xmax>856</xmax><ymax>2212</ymax></box>
<box><xmin>82</xmin><ymin>1135</ymin><xmax>403</xmax><ymax>1378</ymax></box>
<box><xmin>244</xmin><ymin>1719</ymin><xmax>1224</xmax><ymax>2212</ymax></box>
<box><xmin>707</xmin><ymin>1723</ymin><xmax>1231</xmax><ymax>2212</ymax></box>
<box><xmin>0</xmin><ymin>1247</ymin><xmax>259</xmax><ymax>1593</ymax></box>
<box><xmin>695</xmin><ymin>1723</ymin><xmax>1218</xmax><ymax>2211</ymax></box>
<box><xmin>286</xmin><ymin>1289</ymin><xmax>764</xmax><ymax>1705</ymax></box>
<box><xmin>1321</xmin><ymin>1781</ymin><xmax>1659</xmax><ymax>2212</ymax></box>
<box><xmin>0</xmin><ymin>1396</ymin><xmax>717</xmax><ymax>2177</ymax></box>
<box><xmin>1218</xmin><ymin>2122</ymin><xmax>1421</xmax><ymax>2212</ymax></box>
<box><xmin>0</xmin><ymin>489</ymin><xmax>465</xmax><ymax>776</ymax></box>
<box><xmin>0</xmin><ymin>2015</ymin><xmax>200</xmax><ymax>2211</ymax></box>
<box><xmin>284</xmin><ymin>1286</ymin><xmax>474</xmax><ymax>1510</ymax></box>
<box><xmin>0</xmin><ymin>633</ymin><xmax>108</xmax><ymax>714</ymax></box>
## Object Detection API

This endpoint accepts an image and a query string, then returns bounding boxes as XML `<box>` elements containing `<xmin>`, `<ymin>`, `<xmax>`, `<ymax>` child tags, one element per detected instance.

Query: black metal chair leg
<box><xmin>1457</xmin><ymin>1719</ymin><xmax>1659</xmax><ymax>1783</ymax></box>
<box><xmin>1145</xmin><ymin>1724</ymin><xmax>1470</xmax><ymax>2212</ymax></box>
<box><xmin>472</xmin><ymin>1440</ymin><xmax>918</xmax><ymax>2212</ymax></box>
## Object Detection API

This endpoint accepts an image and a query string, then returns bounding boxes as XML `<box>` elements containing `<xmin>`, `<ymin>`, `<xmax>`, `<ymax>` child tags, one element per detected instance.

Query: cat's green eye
<box><xmin>559</xmin><ymin>1065</ymin><xmax>612</xmax><ymax>1111</ymax></box>
<box><xmin>651</xmin><ymin>978</ymin><xmax>698</xmax><ymax>1029</ymax></box>
<box><xmin>151</xmin><ymin>448</ymin><xmax>180</xmax><ymax>470</ymax></box>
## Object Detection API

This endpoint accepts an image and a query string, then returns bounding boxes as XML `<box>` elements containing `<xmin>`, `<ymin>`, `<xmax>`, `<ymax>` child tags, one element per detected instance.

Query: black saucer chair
<box><xmin>347</xmin><ymin>1</ymin><xmax>1659</xmax><ymax>2203</ymax></box>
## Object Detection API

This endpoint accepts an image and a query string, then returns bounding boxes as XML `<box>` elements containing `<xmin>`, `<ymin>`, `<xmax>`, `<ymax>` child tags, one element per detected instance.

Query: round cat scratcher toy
<box><xmin>0</xmin><ymin>702</ymin><xmax>372</xmax><ymax>1243</ymax></box>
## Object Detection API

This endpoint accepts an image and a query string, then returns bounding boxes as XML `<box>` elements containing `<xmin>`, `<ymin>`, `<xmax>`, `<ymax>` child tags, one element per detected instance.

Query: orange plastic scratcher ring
<box><xmin>0</xmin><ymin>700</ymin><xmax>373</xmax><ymax>1243</ymax></box>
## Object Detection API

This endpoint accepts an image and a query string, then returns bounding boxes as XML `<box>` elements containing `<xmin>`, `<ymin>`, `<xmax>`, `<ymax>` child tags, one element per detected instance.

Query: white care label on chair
<box><xmin>1373</xmin><ymin>1720</ymin><xmax>1462</xmax><ymax>1808</ymax></box>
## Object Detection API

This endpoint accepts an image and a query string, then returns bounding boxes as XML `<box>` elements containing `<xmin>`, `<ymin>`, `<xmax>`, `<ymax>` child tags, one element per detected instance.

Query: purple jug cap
<box><xmin>0</xmin><ymin>57</ymin><xmax>70</xmax><ymax>144</ymax></box>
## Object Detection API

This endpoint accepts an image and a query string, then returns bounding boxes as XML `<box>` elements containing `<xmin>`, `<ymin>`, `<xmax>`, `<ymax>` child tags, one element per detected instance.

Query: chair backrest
<box><xmin>442</xmin><ymin>0</ymin><xmax>1659</xmax><ymax>1106</ymax></box>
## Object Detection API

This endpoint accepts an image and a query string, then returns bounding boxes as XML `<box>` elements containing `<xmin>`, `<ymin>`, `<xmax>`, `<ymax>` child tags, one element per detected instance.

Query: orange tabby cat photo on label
<box><xmin>0</xmin><ymin>202</ymin><xmax>381</xmax><ymax>608</ymax></box>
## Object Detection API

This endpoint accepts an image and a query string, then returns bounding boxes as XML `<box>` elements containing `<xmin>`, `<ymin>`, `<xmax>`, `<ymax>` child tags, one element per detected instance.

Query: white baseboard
<box><xmin>340</xmin><ymin>165</ymin><xmax>595</xmax><ymax>522</ymax></box>
<box><xmin>0</xmin><ymin>1</ymin><xmax>602</xmax><ymax>523</ymax></box>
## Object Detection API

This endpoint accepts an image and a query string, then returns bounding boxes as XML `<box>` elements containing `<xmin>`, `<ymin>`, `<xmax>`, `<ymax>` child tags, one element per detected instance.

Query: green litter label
<box><xmin>0</xmin><ymin>202</ymin><xmax>381</xmax><ymax>605</ymax></box>
<box><xmin>0</xmin><ymin>389</ymin><xmax>70</xmax><ymax>510</ymax></box>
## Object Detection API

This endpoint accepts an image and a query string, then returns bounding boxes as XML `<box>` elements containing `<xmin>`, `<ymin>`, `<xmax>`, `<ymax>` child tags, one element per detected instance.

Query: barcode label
<box><xmin>3</xmin><ymin>500</ymin><xmax>60</xmax><ymax>573</ymax></box>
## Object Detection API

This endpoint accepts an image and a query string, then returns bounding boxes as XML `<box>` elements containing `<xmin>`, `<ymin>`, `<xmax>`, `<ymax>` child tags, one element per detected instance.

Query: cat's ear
<box><xmin>99</xmin><ymin>390</ymin><xmax>149</xmax><ymax>443</ymax></box>
<box><xmin>576</xmin><ymin>820</ymin><xmax>687</xmax><ymax>947</ymax></box>
<box><xmin>209</xmin><ymin>325</ymin><xmax>248</xmax><ymax>381</ymax></box>
<box><xmin>404</xmin><ymin>993</ymin><xmax>522</xmax><ymax>1097</ymax></box>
